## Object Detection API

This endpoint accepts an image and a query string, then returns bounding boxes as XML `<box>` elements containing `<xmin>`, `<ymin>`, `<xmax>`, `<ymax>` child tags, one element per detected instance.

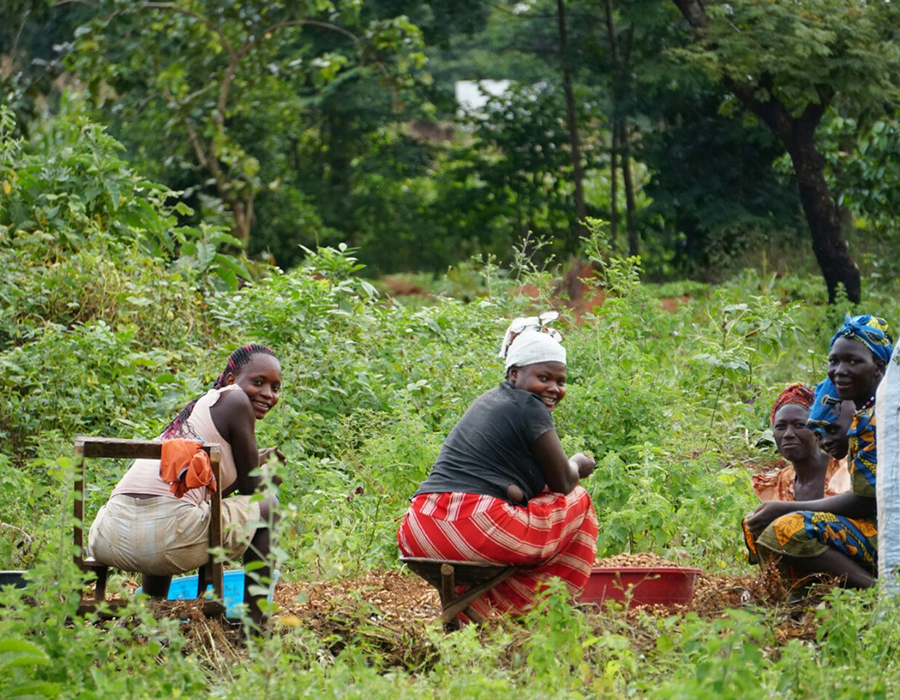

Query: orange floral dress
<box><xmin>750</xmin><ymin>407</ymin><xmax>878</xmax><ymax>571</ymax></box>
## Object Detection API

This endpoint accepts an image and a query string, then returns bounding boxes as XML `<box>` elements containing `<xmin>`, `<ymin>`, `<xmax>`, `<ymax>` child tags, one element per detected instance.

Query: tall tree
<box><xmin>602</xmin><ymin>0</ymin><xmax>638</xmax><ymax>256</ymax></box>
<box><xmin>556</xmin><ymin>0</ymin><xmax>587</xmax><ymax>238</ymax></box>
<box><xmin>66</xmin><ymin>0</ymin><xmax>424</xmax><ymax>248</ymax></box>
<box><xmin>671</xmin><ymin>0</ymin><xmax>900</xmax><ymax>303</ymax></box>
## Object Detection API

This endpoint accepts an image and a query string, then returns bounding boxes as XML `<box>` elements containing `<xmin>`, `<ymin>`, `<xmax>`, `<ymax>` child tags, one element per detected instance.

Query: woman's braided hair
<box><xmin>161</xmin><ymin>344</ymin><xmax>278</xmax><ymax>439</ymax></box>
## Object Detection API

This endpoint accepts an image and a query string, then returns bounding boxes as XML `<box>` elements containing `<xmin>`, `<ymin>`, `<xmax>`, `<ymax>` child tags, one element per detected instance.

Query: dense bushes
<box><xmin>4</xmin><ymin>109</ymin><xmax>900</xmax><ymax>697</ymax></box>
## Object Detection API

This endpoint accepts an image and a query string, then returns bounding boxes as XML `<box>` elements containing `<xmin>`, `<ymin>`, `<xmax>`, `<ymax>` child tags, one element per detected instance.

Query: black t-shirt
<box><xmin>413</xmin><ymin>382</ymin><xmax>556</xmax><ymax>504</ymax></box>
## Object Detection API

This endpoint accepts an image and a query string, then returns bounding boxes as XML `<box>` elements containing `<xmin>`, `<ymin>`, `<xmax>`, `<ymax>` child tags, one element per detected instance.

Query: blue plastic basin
<box><xmin>136</xmin><ymin>569</ymin><xmax>279</xmax><ymax>619</ymax></box>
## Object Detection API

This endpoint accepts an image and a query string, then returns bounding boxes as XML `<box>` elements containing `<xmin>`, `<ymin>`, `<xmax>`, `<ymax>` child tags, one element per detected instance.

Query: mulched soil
<box><xmin>267</xmin><ymin>555</ymin><xmax>831</xmax><ymax>648</ymax></box>
<box><xmin>273</xmin><ymin>569</ymin><xmax>440</xmax><ymax>667</ymax></box>
<box><xmin>275</xmin><ymin>569</ymin><xmax>440</xmax><ymax>626</ymax></box>
<box><xmin>81</xmin><ymin>555</ymin><xmax>832</xmax><ymax>673</ymax></box>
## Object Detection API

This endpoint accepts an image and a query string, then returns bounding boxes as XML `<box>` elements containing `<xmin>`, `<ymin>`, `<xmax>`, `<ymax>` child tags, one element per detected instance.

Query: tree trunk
<box><xmin>604</xmin><ymin>0</ymin><xmax>619</xmax><ymax>250</ymax></box>
<box><xmin>230</xmin><ymin>198</ymin><xmax>253</xmax><ymax>245</ymax></box>
<box><xmin>728</xmin><ymin>83</ymin><xmax>861</xmax><ymax>303</ymax></box>
<box><xmin>788</xmin><ymin>132</ymin><xmax>861</xmax><ymax>303</ymax></box>
<box><xmin>556</xmin><ymin>0</ymin><xmax>587</xmax><ymax>245</ymax></box>
<box><xmin>671</xmin><ymin>0</ymin><xmax>861</xmax><ymax>303</ymax></box>
<box><xmin>618</xmin><ymin>120</ymin><xmax>638</xmax><ymax>257</ymax></box>
<box><xmin>609</xmin><ymin>121</ymin><xmax>619</xmax><ymax>249</ymax></box>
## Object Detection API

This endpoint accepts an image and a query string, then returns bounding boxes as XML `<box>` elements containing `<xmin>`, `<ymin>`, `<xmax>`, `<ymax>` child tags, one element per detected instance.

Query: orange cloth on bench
<box><xmin>159</xmin><ymin>439</ymin><xmax>216</xmax><ymax>499</ymax></box>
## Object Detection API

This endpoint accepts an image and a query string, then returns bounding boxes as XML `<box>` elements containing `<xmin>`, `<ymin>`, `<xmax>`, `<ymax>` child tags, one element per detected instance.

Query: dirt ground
<box><xmin>110</xmin><ymin>554</ymin><xmax>828</xmax><ymax>676</ymax></box>
<box><xmin>273</xmin><ymin>558</ymin><xmax>817</xmax><ymax>624</ymax></box>
<box><xmin>267</xmin><ymin>554</ymin><xmax>827</xmax><ymax>650</ymax></box>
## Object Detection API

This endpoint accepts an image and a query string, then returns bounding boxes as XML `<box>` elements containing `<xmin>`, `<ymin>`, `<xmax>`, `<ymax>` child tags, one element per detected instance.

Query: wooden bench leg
<box><xmin>462</xmin><ymin>606</ymin><xmax>485</xmax><ymax>624</ymax></box>
<box><xmin>437</xmin><ymin>564</ymin><xmax>514</xmax><ymax>629</ymax></box>
<box><xmin>93</xmin><ymin>564</ymin><xmax>109</xmax><ymax>604</ymax></box>
<box><xmin>440</xmin><ymin>564</ymin><xmax>460</xmax><ymax>631</ymax></box>
<box><xmin>78</xmin><ymin>563</ymin><xmax>125</xmax><ymax>617</ymax></box>
<box><xmin>438</xmin><ymin>567</ymin><xmax>518</xmax><ymax>625</ymax></box>
<box><xmin>197</xmin><ymin>562</ymin><xmax>225</xmax><ymax>617</ymax></box>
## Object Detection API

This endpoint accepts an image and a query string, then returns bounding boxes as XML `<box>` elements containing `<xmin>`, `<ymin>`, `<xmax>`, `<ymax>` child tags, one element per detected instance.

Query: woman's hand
<box><xmin>532</xmin><ymin>431</ymin><xmax>581</xmax><ymax>494</ymax></box>
<box><xmin>570</xmin><ymin>453</ymin><xmax>596</xmax><ymax>479</ymax></box>
<box><xmin>257</xmin><ymin>447</ymin><xmax>286</xmax><ymax>486</ymax></box>
<box><xmin>744</xmin><ymin>501</ymin><xmax>796</xmax><ymax>538</ymax></box>
<box><xmin>258</xmin><ymin>447</ymin><xmax>286</xmax><ymax>466</ymax></box>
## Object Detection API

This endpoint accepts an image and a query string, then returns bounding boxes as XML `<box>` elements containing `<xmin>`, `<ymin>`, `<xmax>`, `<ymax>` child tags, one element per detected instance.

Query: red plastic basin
<box><xmin>580</xmin><ymin>567</ymin><xmax>702</xmax><ymax>607</ymax></box>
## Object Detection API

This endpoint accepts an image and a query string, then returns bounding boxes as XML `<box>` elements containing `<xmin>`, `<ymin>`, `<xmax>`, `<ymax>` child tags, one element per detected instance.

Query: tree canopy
<box><xmin>5</xmin><ymin>0</ymin><xmax>900</xmax><ymax>293</ymax></box>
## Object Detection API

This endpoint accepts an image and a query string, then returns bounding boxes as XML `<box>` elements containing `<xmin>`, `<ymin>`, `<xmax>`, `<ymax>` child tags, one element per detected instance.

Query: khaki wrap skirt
<box><xmin>88</xmin><ymin>494</ymin><xmax>261</xmax><ymax>576</ymax></box>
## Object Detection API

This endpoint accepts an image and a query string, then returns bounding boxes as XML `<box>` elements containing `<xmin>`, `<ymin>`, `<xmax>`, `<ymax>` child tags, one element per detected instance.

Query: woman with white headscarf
<box><xmin>397</xmin><ymin>312</ymin><xmax>599</xmax><ymax>618</ymax></box>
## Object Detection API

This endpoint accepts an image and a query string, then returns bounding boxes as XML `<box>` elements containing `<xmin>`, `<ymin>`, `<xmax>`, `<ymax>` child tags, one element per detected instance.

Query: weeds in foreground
<box><xmin>5</xmin><ymin>112</ymin><xmax>900</xmax><ymax>696</ymax></box>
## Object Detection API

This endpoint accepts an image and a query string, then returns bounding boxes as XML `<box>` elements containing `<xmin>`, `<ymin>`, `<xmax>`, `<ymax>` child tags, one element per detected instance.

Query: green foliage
<box><xmin>821</xmin><ymin>111</ymin><xmax>900</xmax><ymax>275</ymax></box>
<box><xmin>0</xmin><ymin>547</ymin><xmax>208</xmax><ymax>698</ymax></box>
<box><xmin>0</xmin><ymin>105</ymin><xmax>175</xmax><ymax>254</ymax></box>
<box><xmin>0</xmin><ymin>104</ymin><xmax>251</xmax><ymax>349</ymax></box>
<box><xmin>522</xmin><ymin>579</ymin><xmax>597</xmax><ymax>684</ymax></box>
<box><xmin>64</xmin><ymin>0</ymin><xmax>427</xmax><ymax>257</ymax></box>
<box><xmin>0</xmin><ymin>107</ymin><xmax>242</xmax><ymax>465</ymax></box>
<box><xmin>649</xmin><ymin>609</ymin><xmax>772</xmax><ymax>698</ymax></box>
<box><xmin>6</xmin><ymin>103</ymin><xmax>900</xmax><ymax>697</ymax></box>
<box><xmin>683</xmin><ymin>0</ymin><xmax>900</xmax><ymax>112</ymax></box>
<box><xmin>9</xmin><ymin>0</ymin><xmax>900</xmax><ymax>289</ymax></box>
<box><xmin>639</xmin><ymin>85</ymin><xmax>804</xmax><ymax>279</ymax></box>
<box><xmin>0</xmin><ymin>638</ymin><xmax>59</xmax><ymax>700</ymax></box>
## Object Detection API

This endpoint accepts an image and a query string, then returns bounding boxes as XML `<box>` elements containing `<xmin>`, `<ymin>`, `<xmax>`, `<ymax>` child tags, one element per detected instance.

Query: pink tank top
<box><xmin>110</xmin><ymin>385</ymin><xmax>241</xmax><ymax>506</ymax></box>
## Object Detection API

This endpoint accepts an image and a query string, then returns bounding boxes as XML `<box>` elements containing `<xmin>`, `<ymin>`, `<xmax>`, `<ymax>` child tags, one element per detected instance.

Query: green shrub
<box><xmin>6</xmin><ymin>107</ymin><xmax>900</xmax><ymax>699</ymax></box>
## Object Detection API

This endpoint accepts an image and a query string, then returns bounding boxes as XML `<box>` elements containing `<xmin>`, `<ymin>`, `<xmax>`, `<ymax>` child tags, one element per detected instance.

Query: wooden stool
<box><xmin>73</xmin><ymin>437</ymin><xmax>225</xmax><ymax>617</ymax></box>
<box><xmin>400</xmin><ymin>556</ymin><xmax>518</xmax><ymax>630</ymax></box>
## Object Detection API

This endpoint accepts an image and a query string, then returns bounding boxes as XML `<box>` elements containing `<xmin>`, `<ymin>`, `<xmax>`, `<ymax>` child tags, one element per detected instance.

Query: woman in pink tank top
<box><xmin>88</xmin><ymin>344</ymin><xmax>283</xmax><ymax>628</ymax></box>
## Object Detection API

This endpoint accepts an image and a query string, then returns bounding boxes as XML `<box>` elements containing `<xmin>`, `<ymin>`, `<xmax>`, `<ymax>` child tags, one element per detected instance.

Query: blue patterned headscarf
<box><xmin>806</xmin><ymin>378</ymin><xmax>844</xmax><ymax>435</ymax></box>
<box><xmin>830</xmin><ymin>314</ymin><xmax>893</xmax><ymax>364</ymax></box>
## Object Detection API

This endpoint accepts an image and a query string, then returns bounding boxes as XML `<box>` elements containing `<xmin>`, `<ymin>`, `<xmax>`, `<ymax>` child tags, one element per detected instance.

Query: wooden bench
<box><xmin>73</xmin><ymin>437</ymin><xmax>225</xmax><ymax>617</ymax></box>
<box><xmin>400</xmin><ymin>556</ymin><xmax>519</xmax><ymax>630</ymax></box>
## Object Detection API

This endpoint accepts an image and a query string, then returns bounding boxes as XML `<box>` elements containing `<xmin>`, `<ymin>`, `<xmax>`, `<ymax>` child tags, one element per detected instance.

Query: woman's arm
<box><xmin>744</xmin><ymin>491</ymin><xmax>876</xmax><ymax>538</ymax></box>
<box><xmin>257</xmin><ymin>447</ymin><xmax>285</xmax><ymax>486</ymax></box>
<box><xmin>531</xmin><ymin>430</ymin><xmax>595</xmax><ymax>495</ymax></box>
<box><xmin>209</xmin><ymin>390</ymin><xmax>262</xmax><ymax>496</ymax></box>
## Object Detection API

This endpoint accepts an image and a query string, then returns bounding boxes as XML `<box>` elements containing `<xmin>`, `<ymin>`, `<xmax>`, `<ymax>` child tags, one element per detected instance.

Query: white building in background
<box><xmin>454</xmin><ymin>80</ymin><xmax>512</xmax><ymax>118</ymax></box>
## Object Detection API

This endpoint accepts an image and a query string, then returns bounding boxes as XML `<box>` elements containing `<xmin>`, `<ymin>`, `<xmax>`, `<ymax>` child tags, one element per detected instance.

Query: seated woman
<box><xmin>750</xmin><ymin>382</ymin><xmax>850</xmax><ymax>503</ymax></box>
<box><xmin>745</xmin><ymin>315</ymin><xmax>893</xmax><ymax>589</ymax></box>
<box><xmin>807</xmin><ymin>377</ymin><xmax>856</xmax><ymax>469</ymax></box>
<box><xmin>89</xmin><ymin>344</ymin><xmax>282</xmax><ymax>625</ymax></box>
<box><xmin>397</xmin><ymin>313</ymin><xmax>598</xmax><ymax>618</ymax></box>
<box><xmin>743</xmin><ymin>382</ymin><xmax>850</xmax><ymax>562</ymax></box>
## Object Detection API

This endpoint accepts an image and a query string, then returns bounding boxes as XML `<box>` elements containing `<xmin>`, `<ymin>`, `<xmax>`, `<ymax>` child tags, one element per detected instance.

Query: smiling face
<box><xmin>508</xmin><ymin>361</ymin><xmax>567</xmax><ymax>411</ymax></box>
<box><xmin>816</xmin><ymin>399</ymin><xmax>856</xmax><ymax>460</ymax></box>
<box><xmin>225</xmin><ymin>353</ymin><xmax>282</xmax><ymax>419</ymax></box>
<box><xmin>827</xmin><ymin>337</ymin><xmax>884</xmax><ymax>405</ymax></box>
<box><xmin>772</xmin><ymin>403</ymin><xmax>818</xmax><ymax>463</ymax></box>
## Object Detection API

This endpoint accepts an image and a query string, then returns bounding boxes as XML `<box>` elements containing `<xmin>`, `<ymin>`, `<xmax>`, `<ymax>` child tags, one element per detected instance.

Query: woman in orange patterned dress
<box><xmin>744</xmin><ymin>316</ymin><xmax>892</xmax><ymax>589</ymax></box>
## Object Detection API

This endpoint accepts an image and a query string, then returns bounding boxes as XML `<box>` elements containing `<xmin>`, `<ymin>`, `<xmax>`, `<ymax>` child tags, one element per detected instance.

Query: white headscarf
<box><xmin>498</xmin><ymin>311</ymin><xmax>566</xmax><ymax>370</ymax></box>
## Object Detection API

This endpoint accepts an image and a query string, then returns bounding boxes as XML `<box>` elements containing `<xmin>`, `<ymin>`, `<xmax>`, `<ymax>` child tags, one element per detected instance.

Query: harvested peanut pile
<box><xmin>594</xmin><ymin>552</ymin><xmax>688</xmax><ymax>568</ymax></box>
<box><xmin>273</xmin><ymin>570</ymin><xmax>439</xmax><ymax>667</ymax></box>
<box><xmin>274</xmin><ymin>569</ymin><xmax>439</xmax><ymax>626</ymax></box>
<box><xmin>690</xmin><ymin>571</ymin><xmax>761</xmax><ymax>613</ymax></box>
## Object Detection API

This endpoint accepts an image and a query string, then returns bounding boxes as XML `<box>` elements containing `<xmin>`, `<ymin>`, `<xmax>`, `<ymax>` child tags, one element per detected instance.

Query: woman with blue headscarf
<box><xmin>745</xmin><ymin>315</ymin><xmax>892</xmax><ymax>589</ymax></box>
<box><xmin>807</xmin><ymin>377</ymin><xmax>856</xmax><ymax>464</ymax></box>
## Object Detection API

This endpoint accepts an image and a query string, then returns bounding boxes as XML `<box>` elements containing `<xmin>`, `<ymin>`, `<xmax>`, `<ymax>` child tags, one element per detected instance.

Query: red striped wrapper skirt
<box><xmin>397</xmin><ymin>488</ymin><xmax>598</xmax><ymax>617</ymax></box>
